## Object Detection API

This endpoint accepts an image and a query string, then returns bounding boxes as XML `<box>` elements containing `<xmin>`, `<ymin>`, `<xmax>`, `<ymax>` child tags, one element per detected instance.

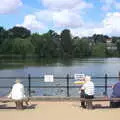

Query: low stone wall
<box><xmin>30</xmin><ymin>96</ymin><xmax>80</xmax><ymax>101</ymax></box>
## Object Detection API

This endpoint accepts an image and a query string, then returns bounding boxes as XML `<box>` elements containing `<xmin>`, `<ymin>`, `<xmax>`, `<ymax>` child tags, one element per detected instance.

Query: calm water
<box><xmin>0</xmin><ymin>57</ymin><xmax>120</xmax><ymax>97</ymax></box>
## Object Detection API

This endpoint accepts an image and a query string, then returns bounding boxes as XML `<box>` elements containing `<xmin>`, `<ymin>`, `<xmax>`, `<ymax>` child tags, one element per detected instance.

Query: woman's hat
<box><xmin>15</xmin><ymin>79</ymin><xmax>21</xmax><ymax>83</ymax></box>
<box><xmin>85</xmin><ymin>76</ymin><xmax>91</xmax><ymax>82</ymax></box>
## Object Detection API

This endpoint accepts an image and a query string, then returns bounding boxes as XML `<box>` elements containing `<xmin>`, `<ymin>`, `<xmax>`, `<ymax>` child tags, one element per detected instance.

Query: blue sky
<box><xmin>1</xmin><ymin>0</ymin><xmax>120</xmax><ymax>37</ymax></box>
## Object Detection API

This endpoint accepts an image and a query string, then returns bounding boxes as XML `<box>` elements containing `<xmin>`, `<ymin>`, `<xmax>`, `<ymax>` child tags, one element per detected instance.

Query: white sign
<box><xmin>74</xmin><ymin>74</ymin><xmax>85</xmax><ymax>80</ymax></box>
<box><xmin>44</xmin><ymin>75</ymin><xmax>54</xmax><ymax>82</ymax></box>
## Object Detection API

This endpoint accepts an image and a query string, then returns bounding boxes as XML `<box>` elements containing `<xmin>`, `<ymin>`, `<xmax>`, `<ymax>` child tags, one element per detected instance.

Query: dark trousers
<box><xmin>80</xmin><ymin>90</ymin><xmax>94</xmax><ymax>108</ymax></box>
<box><xmin>110</xmin><ymin>101</ymin><xmax>120</xmax><ymax>108</ymax></box>
<box><xmin>110</xmin><ymin>95</ymin><xmax>120</xmax><ymax>108</ymax></box>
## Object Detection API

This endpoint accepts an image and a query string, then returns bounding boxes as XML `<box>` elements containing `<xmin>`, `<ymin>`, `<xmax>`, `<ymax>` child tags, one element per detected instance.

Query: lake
<box><xmin>0</xmin><ymin>57</ymin><xmax>120</xmax><ymax>97</ymax></box>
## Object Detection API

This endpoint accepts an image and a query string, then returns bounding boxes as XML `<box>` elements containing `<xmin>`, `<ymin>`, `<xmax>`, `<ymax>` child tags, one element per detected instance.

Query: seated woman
<box><xmin>8</xmin><ymin>79</ymin><xmax>29</xmax><ymax>109</ymax></box>
<box><xmin>110</xmin><ymin>79</ymin><xmax>120</xmax><ymax>108</ymax></box>
<box><xmin>80</xmin><ymin>76</ymin><xmax>95</xmax><ymax>108</ymax></box>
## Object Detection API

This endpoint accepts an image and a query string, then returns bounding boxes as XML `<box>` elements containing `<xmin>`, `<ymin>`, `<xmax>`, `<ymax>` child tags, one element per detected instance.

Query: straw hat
<box><xmin>15</xmin><ymin>79</ymin><xmax>21</xmax><ymax>83</ymax></box>
<box><xmin>85</xmin><ymin>75</ymin><xmax>91</xmax><ymax>82</ymax></box>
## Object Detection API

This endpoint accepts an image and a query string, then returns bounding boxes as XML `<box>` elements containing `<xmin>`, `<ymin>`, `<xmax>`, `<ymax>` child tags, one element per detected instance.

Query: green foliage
<box><xmin>0</xmin><ymin>26</ymin><xmax>120</xmax><ymax>58</ymax></box>
<box><xmin>8</xmin><ymin>26</ymin><xmax>31</xmax><ymax>39</ymax></box>
<box><xmin>61</xmin><ymin>29</ymin><xmax>72</xmax><ymax>57</ymax></box>
<box><xmin>31</xmin><ymin>31</ymin><xmax>60</xmax><ymax>57</ymax></box>
<box><xmin>73</xmin><ymin>38</ymin><xmax>91</xmax><ymax>57</ymax></box>
<box><xmin>0</xmin><ymin>27</ymin><xmax>7</xmax><ymax>45</ymax></box>
<box><xmin>0</xmin><ymin>37</ymin><xmax>34</xmax><ymax>57</ymax></box>
<box><xmin>0</xmin><ymin>39</ymin><xmax>13</xmax><ymax>53</ymax></box>
<box><xmin>105</xmin><ymin>49</ymin><xmax>118</xmax><ymax>57</ymax></box>
<box><xmin>91</xmin><ymin>43</ymin><xmax>106</xmax><ymax>57</ymax></box>
<box><xmin>92</xmin><ymin>34</ymin><xmax>109</xmax><ymax>43</ymax></box>
<box><xmin>112</xmin><ymin>37</ymin><xmax>120</xmax><ymax>43</ymax></box>
<box><xmin>116</xmin><ymin>41</ymin><xmax>120</xmax><ymax>55</ymax></box>
<box><xmin>11</xmin><ymin>38</ymin><xmax>34</xmax><ymax>56</ymax></box>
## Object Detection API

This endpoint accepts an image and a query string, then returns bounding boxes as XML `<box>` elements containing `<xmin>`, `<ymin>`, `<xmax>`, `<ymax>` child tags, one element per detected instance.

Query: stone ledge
<box><xmin>30</xmin><ymin>96</ymin><xmax>80</xmax><ymax>101</ymax></box>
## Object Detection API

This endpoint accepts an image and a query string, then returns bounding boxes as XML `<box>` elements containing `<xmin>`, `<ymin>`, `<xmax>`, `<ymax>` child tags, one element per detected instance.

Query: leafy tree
<box><xmin>11</xmin><ymin>38</ymin><xmax>34</xmax><ymax>57</ymax></box>
<box><xmin>31</xmin><ymin>33</ymin><xmax>45</xmax><ymax>57</ymax></box>
<box><xmin>116</xmin><ymin>40</ymin><xmax>120</xmax><ymax>55</ymax></box>
<box><xmin>0</xmin><ymin>39</ymin><xmax>13</xmax><ymax>54</ymax></box>
<box><xmin>0</xmin><ymin>27</ymin><xmax>7</xmax><ymax>45</ymax></box>
<box><xmin>73</xmin><ymin>37</ymin><xmax>91</xmax><ymax>57</ymax></box>
<box><xmin>31</xmin><ymin>32</ymin><xmax>60</xmax><ymax>57</ymax></box>
<box><xmin>60</xmin><ymin>29</ymin><xmax>73</xmax><ymax>57</ymax></box>
<box><xmin>112</xmin><ymin>37</ymin><xmax>120</xmax><ymax>43</ymax></box>
<box><xmin>91</xmin><ymin>43</ymin><xmax>106</xmax><ymax>57</ymax></box>
<box><xmin>92</xmin><ymin>34</ymin><xmax>109</xmax><ymax>43</ymax></box>
<box><xmin>48</xmin><ymin>30</ymin><xmax>60</xmax><ymax>45</ymax></box>
<box><xmin>1</xmin><ymin>25</ymin><xmax>120</xmax><ymax>58</ymax></box>
<box><xmin>8</xmin><ymin>26</ymin><xmax>31</xmax><ymax>39</ymax></box>
<box><xmin>41</xmin><ymin>32</ymin><xmax>60</xmax><ymax>57</ymax></box>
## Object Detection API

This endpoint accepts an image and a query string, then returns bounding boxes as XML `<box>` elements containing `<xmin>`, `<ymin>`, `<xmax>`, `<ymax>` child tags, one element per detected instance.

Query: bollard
<box><xmin>119</xmin><ymin>72</ymin><xmax>120</xmax><ymax>81</ymax></box>
<box><xmin>66</xmin><ymin>74</ymin><xmax>69</xmax><ymax>97</ymax></box>
<box><xmin>104</xmin><ymin>73</ymin><xmax>108</xmax><ymax>96</ymax></box>
<box><xmin>28</xmin><ymin>74</ymin><xmax>31</xmax><ymax>97</ymax></box>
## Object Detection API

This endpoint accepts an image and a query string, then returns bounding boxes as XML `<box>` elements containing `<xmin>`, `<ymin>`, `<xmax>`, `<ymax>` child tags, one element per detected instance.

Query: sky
<box><xmin>1</xmin><ymin>0</ymin><xmax>120</xmax><ymax>37</ymax></box>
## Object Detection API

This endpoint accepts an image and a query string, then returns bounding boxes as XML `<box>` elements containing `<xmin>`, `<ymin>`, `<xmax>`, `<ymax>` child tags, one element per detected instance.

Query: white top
<box><xmin>8</xmin><ymin>83</ymin><xmax>25</xmax><ymax>100</ymax></box>
<box><xmin>81</xmin><ymin>81</ymin><xmax>95</xmax><ymax>95</ymax></box>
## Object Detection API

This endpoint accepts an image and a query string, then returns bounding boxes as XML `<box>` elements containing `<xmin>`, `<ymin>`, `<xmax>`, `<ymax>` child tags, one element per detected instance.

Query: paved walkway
<box><xmin>0</xmin><ymin>101</ymin><xmax>119</xmax><ymax>120</ymax></box>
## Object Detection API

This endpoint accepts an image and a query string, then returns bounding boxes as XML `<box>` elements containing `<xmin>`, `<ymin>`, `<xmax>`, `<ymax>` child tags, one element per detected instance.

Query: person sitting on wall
<box><xmin>80</xmin><ymin>76</ymin><xmax>95</xmax><ymax>108</ymax></box>
<box><xmin>8</xmin><ymin>79</ymin><xmax>29</xmax><ymax>109</ymax></box>
<box><xmin>110</xmin><ymin>78</ymin><xmax>120</xmax><ymax>108</ymax></box>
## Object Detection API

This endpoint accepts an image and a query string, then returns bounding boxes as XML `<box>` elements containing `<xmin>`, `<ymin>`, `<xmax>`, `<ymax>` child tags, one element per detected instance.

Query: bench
<box><xmin>80</xmin><ymin>97</ymin><xmax>120</xmax><ymax>109</ymax></box>
<box><xmin>0</xmin><ymin>97</ymin><xmax>30</xmax><ymax>109</ymax></box>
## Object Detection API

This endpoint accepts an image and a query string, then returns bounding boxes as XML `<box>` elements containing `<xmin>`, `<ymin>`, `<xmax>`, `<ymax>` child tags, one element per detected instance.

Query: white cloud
<box><xmin>100</xmin><ymin>0</ymin><xmax>120</xmax><ymax>11</ymax></box>
<box><xmin>89</xmin><ymin>12</ymin><xmax>120</xmax><ymax>36</ymax></box>
<box><xmin>42</xmin><ymin>0</ymin><xmax>92</xmax><ymax>10</ymax></box>
<box><xmin>18</xmin><ymin>11</ymin><xmax>120</xmax><ymax>37</ymax></box>
<box><xmin>100</xmin><ymin>0</ymin><xmax>115</xmax><ymax>11</ymax></box>
<box><xmin>71</xmin><ymin>12</ymin><xmax>120</xmax><ymax>37</ymax></box>
<box><xmin>102</xmin><ymin>12</ymin><xmax>120</xmax><ymax>35</ymax></box>
<box><xmin>114</xmin><ymin>1</ymin><xmax>120</xmax><ymax>9</ymax></box>
<box><xmin>41</xmin><ymin>0</ymin><xmax>92</xmax><ymax>28</ymax></box>
<box><xmin>18</xmin><ymin>0</ymin><xmax>93</xmax><ymax>31</ymax></box>
<box><xmin>0</xmin><ymin>0</ymin><xmax>23</xmax><ymax>14</ymax></box>
<box><xmin>40</xmin><ymin>0</ymin><xmax>92</xmax><ymax>28</ymax></box>
<box><xmin>20</xmin><ymin>9</ymin><xmax>83</xmax><ymax>31</ymax></box>
<box><xmin>33</xmin><ymin>9</ymin><xmax>84</xmax><ymax>29</ymax></box>
<box><xmin>35</xmin><ymin>10</ymin><xmax>53</xmax><ymax>23</ymax></box>
<box><xmin>18</xmin><ymin>10</ymin><xmax>120</xmax><ymax>37</ymax></box>
<box><xmin>17</xmin><ymin>14</ymin><xmax>45</xmax><ymax>30</ymax></box>
<box><xmin>53</xmin><ymin>10</ymin><xmax>83</xmax><ymax>28</ymax></box>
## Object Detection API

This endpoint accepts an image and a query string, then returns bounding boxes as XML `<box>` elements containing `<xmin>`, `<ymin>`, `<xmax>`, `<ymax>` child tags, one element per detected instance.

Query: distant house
<box><xmin>105</xmin><ymin>38</ymin><xmax>112</xmax><ymax>43</ymax></box>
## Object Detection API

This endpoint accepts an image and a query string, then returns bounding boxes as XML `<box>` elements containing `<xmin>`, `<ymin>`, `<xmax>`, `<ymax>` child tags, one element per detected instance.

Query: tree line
<box><xmin>0</xmin><ymin>26</ymin><xmax>120</xmax><ymax>58</ymax></box>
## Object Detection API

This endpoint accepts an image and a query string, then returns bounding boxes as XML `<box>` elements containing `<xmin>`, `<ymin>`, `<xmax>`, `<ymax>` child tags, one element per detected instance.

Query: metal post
<box><xmin>66</xmin><ymin>74</ymin><xmax>69</xmax><ymax>97</ymax></box>
<box><xmin>104</xmin><ymin>73</ymin><xmax>108</xmax><ymax>96</ymax></box>
<box><xmin>28</xmin><ymin>74</ymin><xmax>31</xmax><ymax>97</ymax></box>
<box><xmin>119</xmin><ymin>72</ymin><xmax>120</xmax><ymax>81</ymax></box>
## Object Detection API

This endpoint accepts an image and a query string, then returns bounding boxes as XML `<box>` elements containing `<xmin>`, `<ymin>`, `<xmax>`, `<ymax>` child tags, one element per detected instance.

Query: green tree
<box><xmin>8</xmin><ymin>26</ymin><xmax>31</xmax><ymax>39</ymax></box>
<box><xmin>41</xmin><ymin>31</ymin><xmax>60</xmax><ymax>57</ymax></box>
<box><xmin>92</xmin><ymin>34</ymin><xmax>109</xmax><ymax>43</ymax></box>
<box><xmin>31</xmin><ymin>32</ymin><xmax>60</xmax><ymax>57</ymax></box>
<box><xmin>91</xmin><ymin>43</ymin><xmax>106</xmax><ymax>57</ymax></box>
<box><xmin>0</xmin><ymin>39</ymin><xmax>13</xmax><ymax>54</ymax></box>
<box><xmin>73</xmin><ymin>37</ymin><xmax>91</xmax><ymax>57</ymax></box>
<box><xmin>0</xmin><ymin>27</ymin><xmax>7</xmax><ymax>45</ymax></box>
<box><xmin>11</xmin><ymin>38</ymin><xmax>34</xmax><ymax>57</ymax></box>
<box><xmin>116</xmin><ymin>40</ymin><xmax>120</xmax><ymax>55</ymax></box>
<box><xmin>60</xmin><ymin>29</ymin><xmax>72</xmax><ymax>57</ymax></box>
<box><xmin>112</xmin><ymin>37</ymin><xmax>120</xmax><ymax>43</ymax></box>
